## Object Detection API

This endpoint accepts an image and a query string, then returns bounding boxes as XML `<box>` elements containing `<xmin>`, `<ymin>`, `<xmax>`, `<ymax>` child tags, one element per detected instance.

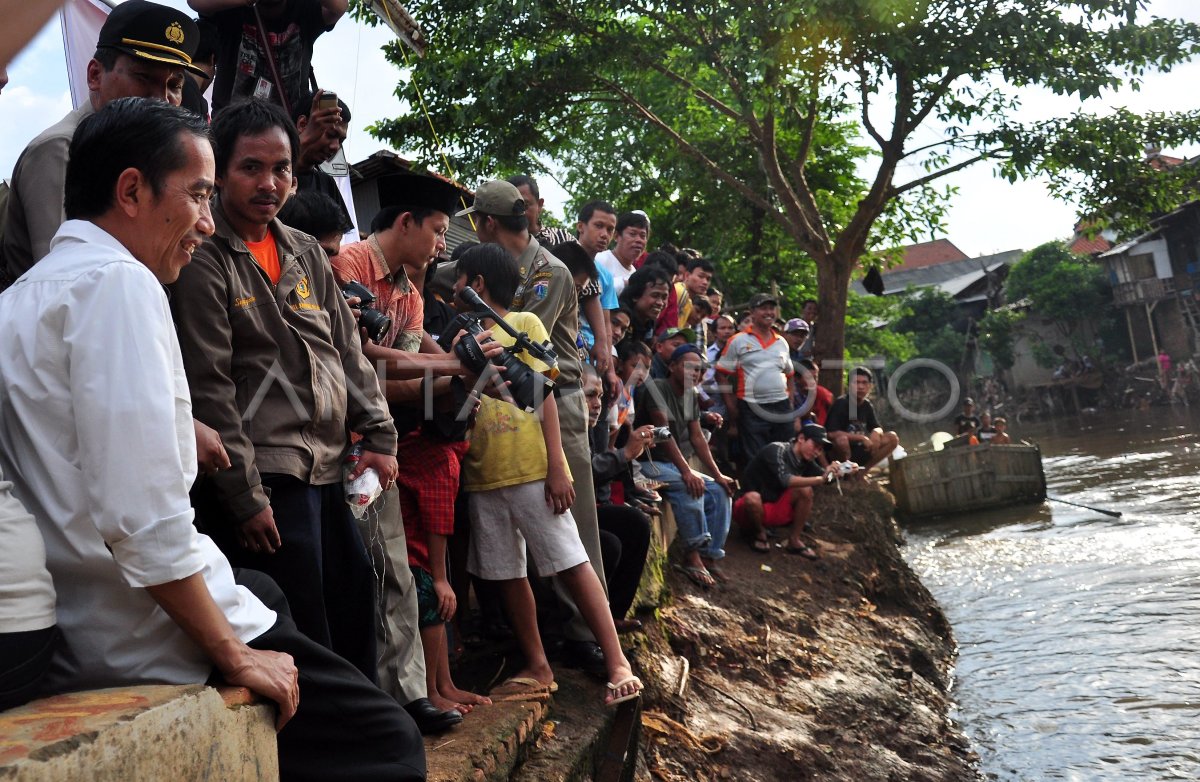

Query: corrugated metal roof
<box><xmin>851</xmin><ymin>249</ymin><xmax>1022</xmax><ymax>296</ymax></box>
<box><xmin>1098</xmin><ymin>228</ymin><xmax>1161</xmax><ymax>259</ymax></box>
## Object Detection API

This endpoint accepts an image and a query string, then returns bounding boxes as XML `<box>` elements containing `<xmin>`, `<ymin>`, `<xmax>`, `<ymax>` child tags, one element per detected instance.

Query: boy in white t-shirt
<box><xmin>453</xmin><ymin>244</ymin><xmax>642</xmax><ymax>707</ymax></box>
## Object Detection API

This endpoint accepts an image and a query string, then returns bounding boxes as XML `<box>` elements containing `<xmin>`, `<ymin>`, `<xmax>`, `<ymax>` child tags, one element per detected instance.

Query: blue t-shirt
<box><xmin>579</xmin><ymin>263</ymin><xmax>617</xmax><ymax>349</ymax></box>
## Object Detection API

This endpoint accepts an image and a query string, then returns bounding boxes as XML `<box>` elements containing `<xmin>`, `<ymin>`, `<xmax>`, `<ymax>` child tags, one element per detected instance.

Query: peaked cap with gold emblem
<box><xmin>97</xmin><ymin>0</ymin><xmax>207</xmax><ymax>78</ymax></box>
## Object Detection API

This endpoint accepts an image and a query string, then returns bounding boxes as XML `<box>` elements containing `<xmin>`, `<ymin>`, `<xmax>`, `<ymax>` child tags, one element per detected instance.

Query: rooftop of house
<box><xmin>887</xmin><ymin>238</ymin><xmax>969</xmax><ymax>272</ymax></box>
<box><xmin>852</xmin><ymin>249</ymin><xmax>1024</xmax><ymax>297</ymax></box>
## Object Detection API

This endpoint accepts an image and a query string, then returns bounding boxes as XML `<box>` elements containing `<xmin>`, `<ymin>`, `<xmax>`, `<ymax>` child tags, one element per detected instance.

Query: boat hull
<box><xmin>888</xmin><ymin>443</ymin><xmax>1046</xmax><ymax>521</ymax></box>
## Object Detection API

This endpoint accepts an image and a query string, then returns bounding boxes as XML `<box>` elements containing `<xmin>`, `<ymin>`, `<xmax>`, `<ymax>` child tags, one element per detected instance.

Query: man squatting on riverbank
<box><xmin>734</xmin><ymin>424</ymin><xmax>840</xmax><ymax>560</ymax></box>
<box><xmin>0</xmin><ymin>98</ymin><xmax>425</xmax><ymax>780</ymax></box>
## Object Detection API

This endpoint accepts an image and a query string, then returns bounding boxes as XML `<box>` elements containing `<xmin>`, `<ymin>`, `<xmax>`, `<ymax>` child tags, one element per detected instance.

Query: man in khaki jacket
<box><xmin>171</xmin><ymin>99</ymin><xmax>398</xmax><ymax>684</ymax></box>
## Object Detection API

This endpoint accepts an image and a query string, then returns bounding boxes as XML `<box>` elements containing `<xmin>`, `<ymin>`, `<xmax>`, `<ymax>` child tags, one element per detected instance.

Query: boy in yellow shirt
<box><xmin>454</xmin><ymin>244</ymin><xmax>641</xmax><ymax>707</ymax></box>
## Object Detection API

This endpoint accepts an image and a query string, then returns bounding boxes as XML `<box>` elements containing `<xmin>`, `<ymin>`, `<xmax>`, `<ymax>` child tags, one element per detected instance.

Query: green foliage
<box><xmin>843</xmin><ymin>292</ymin><xmax>916</xmax><ymax>364</ymax></box>
<box><xmin>1029</xmin><ymin>336</ymin><xmax>1060</xmax><ymax>370</ymax></box>
<box><xmin>977</xmin><ymin>308</ymin><xmax>1024</xmax><ymax>370</ymax></box>
<box><xmin>991</xmin><ymin>109</ymin><xmax>1200</xmax><ymax>236</ymax></box>
<box><xmin>893</xmin><ymin>288</ymin><xmax>964</xmax><ymax>337</ymax></box>
<box><xmin>359</xmin><ymin>0</ymin><xmax>1200</xmax><ymax>371</ymax></box>
<box><xmin>1007</xmin><ymin>242</ymin><xmax>1112</xmax><ymax>330</ymax></box>
<box><xmin>880</xmin><ymin>288</ymin><xmax>970</xmax><ymax>369</ymax></box>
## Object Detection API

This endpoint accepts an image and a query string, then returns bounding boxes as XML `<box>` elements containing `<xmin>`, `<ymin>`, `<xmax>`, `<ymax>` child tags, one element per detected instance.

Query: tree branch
<box><xmin>759</xmin><ymin>107</ymin><xmax>828</xmax><ymax>254</ymax></box>
<box><xmin>794</xmin><ymin>81</ymin><xmax>820</xmax><ymax>172</ymax></box>
<box><xmin>908</xmin><ymin>69</ymin><xmax>961</xmax><ymax>133</ymax></box>
<box><xmin>890</xmin><ymin>152</ymin><xmax>994</xmax><ymax>196</ymax></box>
<box><xmin>594</xmin><ymin>77</ymin><xmax>775</xmax><ymax>214</ymax></box>
<box><xmin>646</xmin><ymin>62</ymin><xmax>752</xmax><ymax>130</ymax></box>
<box><xmin>902</xmin><ymin>134</ymin><xmax>984</xmax><ymax>158</ymax></box>
<box><xmin>859</xmin><ymin>65</ymin><xmax>886</xmax><ymax>148</ymax></box>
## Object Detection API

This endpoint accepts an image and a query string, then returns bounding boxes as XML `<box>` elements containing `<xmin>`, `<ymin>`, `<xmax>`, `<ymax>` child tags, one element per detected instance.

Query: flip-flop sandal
<box><xmin>490</xmin><ymin>677</ymin><xmax>557</xmax><ymax>702</ymax></box>
<box><xmin>672</xmin><ymin>563</ymin><xmax>714</xmax><ymax>589</ymax></box>
<box><xmin>785</xmin><ymin>543</ymin><xmax>820</xmax><ymax>560</ymax></box>
<box><xmin>704</xmin><ymin>564</ymin><xmax>730</xmax><ymax>584</ymax></box>
<box><xmin>605</xmin><ymin>675</ymin><xmax>644</xmax><ymax>707</ymax></box>
<box><xmin>750</xmin><ymin>537</ymin><xmax>770</xmax><ymax>554</ymax></box>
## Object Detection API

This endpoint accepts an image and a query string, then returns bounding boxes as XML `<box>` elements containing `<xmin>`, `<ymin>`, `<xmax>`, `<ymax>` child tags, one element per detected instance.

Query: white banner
<box><xmin>61</xmin><ymin>0</ymin><xmax>114</xmax><ymax>110</ymax></box>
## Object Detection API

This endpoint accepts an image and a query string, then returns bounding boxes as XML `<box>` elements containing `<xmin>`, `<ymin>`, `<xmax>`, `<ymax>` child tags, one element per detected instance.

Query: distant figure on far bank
<box><xmin>990</xmin><ymin>417</ymin><xmax>1011</xmax><ymax>445</ymax></box>
<box><xmin>954</xmin><ymin>397</ymin><xmax>981</xmax><ymax>436</ymax></box>
<box><xmin>1158</xmin><ymin>350</ymin><xmax>1173</xmax><ymax>390</ymax></box>
<box><xmin>825</xmin><ymin>366</ymin><xmax>899</xmax><ymax>472</ymax></box>
<box><xmin>977</xmin><ymin>412</ymin><xmax>997</xmax><ymax>443</ymax></box>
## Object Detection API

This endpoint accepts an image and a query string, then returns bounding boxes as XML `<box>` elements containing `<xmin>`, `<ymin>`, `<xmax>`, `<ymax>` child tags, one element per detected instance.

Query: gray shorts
<box><xmin>467</xmin><ymin>480</ymin><xmax>590</xmax><ymax>581</ymax></box>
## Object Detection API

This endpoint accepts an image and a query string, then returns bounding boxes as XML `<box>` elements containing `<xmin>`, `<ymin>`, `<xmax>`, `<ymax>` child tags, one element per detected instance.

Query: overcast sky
<box><xmin>2</xmin><ymin>0</ymin><xmax>1197</xmax><ymax>259</ymax></box>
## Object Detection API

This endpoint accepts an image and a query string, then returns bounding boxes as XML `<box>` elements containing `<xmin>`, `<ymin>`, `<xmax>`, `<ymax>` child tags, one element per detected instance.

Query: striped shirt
<box><xmin>715</xmin><ymin>328</ymin><xmax>794</xmax><ymax>404</ymax></box>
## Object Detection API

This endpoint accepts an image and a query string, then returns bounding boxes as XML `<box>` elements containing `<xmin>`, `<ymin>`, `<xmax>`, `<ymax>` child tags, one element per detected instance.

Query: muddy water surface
<box><xmin>901</xmin><ymin>407</ymin><xmax>1200</xmax><ymax>781</ymax></box>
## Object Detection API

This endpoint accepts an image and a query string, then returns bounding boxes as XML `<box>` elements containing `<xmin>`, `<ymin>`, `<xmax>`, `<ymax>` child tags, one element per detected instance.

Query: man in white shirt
<box><xmin>596</xmin><ymin>211</ymin><xmax>650</xmax><ymax>296</ymax></box>
<box><xmin>0</xmin><ymin>98</ymin><xmax>423</xmax><ymax>781</ymax></box>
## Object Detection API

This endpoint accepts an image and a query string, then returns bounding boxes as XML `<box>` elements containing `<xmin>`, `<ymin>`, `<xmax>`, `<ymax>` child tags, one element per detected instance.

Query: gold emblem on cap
<box><xmin>165</xmin><ymin>22</ymin><xmax>185</xmax><ymax>45</ymax></box>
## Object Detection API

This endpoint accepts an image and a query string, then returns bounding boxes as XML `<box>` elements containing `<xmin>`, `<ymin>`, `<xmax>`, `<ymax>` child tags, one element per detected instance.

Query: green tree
<box><xmin>363</xmin><ymin>0</ymin><xmax>1200</xmax><ymax>391</ymax></box>
<box><xmin>977</xmin><ymin>308</ymin><xmax>1023</xmax><ymax>371</ymax></box>
<box><xmin>1006</xmin><ymin>241</ymin><xmax>1113</xmax><ymax>349</ymax></box>
<box><xmin>844</xmin><ymin>291</ymin><xmax>918</xmax><ymax>363</ymax></box>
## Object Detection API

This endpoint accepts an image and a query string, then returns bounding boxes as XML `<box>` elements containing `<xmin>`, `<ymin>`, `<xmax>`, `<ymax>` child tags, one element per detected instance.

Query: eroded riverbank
<box><xmin>634</xmin><ymin>481</ymin><xmax>980</xmax><ymax>781</ymax></box>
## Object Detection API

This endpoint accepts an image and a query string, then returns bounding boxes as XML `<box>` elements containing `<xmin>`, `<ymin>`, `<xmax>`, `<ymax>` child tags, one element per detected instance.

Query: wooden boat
<box><xmin>887</xmin><ymin>441</ymin><xmax>1046</xmax><ymax>521</ymax></box>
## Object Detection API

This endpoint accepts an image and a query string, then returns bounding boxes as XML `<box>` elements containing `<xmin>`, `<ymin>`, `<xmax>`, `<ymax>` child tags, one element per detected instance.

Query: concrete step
<box><xmin>0</xmin><ymin>685</ymin><xmax>276</xmax><ymax>781</ymax></box>
<box><xmin>424</xmin><ymin>691</ymin><xmax>550</xmax><ymax>782</ymax></box>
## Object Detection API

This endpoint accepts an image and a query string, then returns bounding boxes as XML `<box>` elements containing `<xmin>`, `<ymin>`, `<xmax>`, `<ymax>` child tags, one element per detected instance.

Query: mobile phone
<box><xmin>317</xmin><ymin>91</ymin><xmax>338</xmax><ymax>112</ymax></box>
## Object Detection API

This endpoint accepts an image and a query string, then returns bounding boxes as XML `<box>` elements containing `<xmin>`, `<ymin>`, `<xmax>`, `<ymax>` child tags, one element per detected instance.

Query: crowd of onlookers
<box><xmin>0</xmin><ymin>3</ymin><xmax>900</xmax><ymax>780</ymax></box>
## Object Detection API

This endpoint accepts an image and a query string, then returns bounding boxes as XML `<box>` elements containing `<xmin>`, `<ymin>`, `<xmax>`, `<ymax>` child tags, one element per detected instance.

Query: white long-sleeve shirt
<box><xmin>0</xmin><ymin>220</ymin><xmax>276</xmax><ymax>690</ymax></box>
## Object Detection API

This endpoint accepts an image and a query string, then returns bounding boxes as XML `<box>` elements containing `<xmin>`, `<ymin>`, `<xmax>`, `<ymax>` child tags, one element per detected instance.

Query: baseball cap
<box><xmin>669</xmin><ymin>344</ymin><xmax>704</xmax><ymax>363</ymax></box>
<box><xmin>96</xmin><ymin>1</ymin><xmax>207</xmax><ymax>78</ymax></box>
<box><xmin>800</xmin><ymin>423</ymin><xmax>833</xmax><ymax>445</ymax></box>
<box><xmin>658</xmin><ymin>326</ymin><xmax>697</xmax><ymax>344</ymax></box>
<box><xmin>748</xmin><ymin>292</ymin><xmax>778</xmax><ymax>308</ymax></box>
<box><xmin>784</xmin><ymin>317</ymin><xmax>810</xmax><ymax>333</ymax></box>
<box><xmin>455</xmin><ymin>180</ymin><xmax>527</xmax><ymax>218</ymax></box>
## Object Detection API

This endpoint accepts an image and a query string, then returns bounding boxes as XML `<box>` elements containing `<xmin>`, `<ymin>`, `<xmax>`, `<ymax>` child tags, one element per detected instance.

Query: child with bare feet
<box><xmin>454</xmin><ymin>245</ymin><xmax>642</xmax><ymax>707</ymax></box>
<box><xmin>400</xmin><ymin>438</ymin><xmax>491</xmax><ymax>716</ymax></box>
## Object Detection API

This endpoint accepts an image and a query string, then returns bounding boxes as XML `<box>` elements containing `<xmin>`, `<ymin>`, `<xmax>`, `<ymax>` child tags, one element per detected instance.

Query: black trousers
<box><xmin>0</xmin><ymin>625</ymin><xmax>58</xmax><ymax>711</ymax></box>
<box><xmin>237</xmin><ymin>570</ymin><xmax>425</xmax><ymax>782</ymax></box>
<box><xmin>597</xmin><ymin>504</ymin><xmax>651</xmax><ymax>621</ymax></box>
<box><xmin>197</xmin><ymin>475</ymin><xmax>378</xmax><ymax>684</ymax></box>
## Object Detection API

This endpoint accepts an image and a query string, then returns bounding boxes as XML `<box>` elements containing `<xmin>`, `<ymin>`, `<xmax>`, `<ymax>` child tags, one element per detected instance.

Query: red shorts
<box><xmin>733</xmin><ymin>488</ymin><xmax>797</xmax><ymax>529</ymax></box>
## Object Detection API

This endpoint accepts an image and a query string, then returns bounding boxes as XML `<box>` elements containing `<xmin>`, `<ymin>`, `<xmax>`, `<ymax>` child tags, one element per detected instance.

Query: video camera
<box><xmin>438</xmin><ymin>287</ymin><xmax>559</xmax><ymax>413</ymax></box>
<box><xmin>340</xmin><ymin>280</ymin><xmax>392</xmax><ymax>344</ymax></box>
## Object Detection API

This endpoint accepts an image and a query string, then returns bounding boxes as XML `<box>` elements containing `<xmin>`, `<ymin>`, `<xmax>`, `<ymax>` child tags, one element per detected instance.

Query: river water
<box><xmin>899</xmin><ymin>406</ymin><xmax>1200</xmax><ymax>781</ymax></box>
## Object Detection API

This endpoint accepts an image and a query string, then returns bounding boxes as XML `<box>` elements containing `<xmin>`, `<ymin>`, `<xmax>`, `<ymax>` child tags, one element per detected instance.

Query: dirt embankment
<box><xmin>635</xmin><ymin>481</ymin><xmax>981</xmax><ymax>782</ymax></box>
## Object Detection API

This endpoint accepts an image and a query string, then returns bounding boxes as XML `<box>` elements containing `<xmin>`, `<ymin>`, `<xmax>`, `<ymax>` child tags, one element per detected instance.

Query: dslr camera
<box><xmin>438</xmin><ymin>287</ymin><xmax>559</xmax><ymax>413</ymax></box>
<box><xmin>341</xmin><ymin>280</ymin><xmax>392</xmax><ymax>344</ymax></box>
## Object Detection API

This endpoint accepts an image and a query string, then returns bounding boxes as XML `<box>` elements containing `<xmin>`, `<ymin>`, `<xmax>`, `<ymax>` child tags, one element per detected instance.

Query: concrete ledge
<box><xmin>426</xmin><ymin>696</ymin><xmax>549</xmax><ymax>782</ymax></box>
<box><xmin>0</xmin><ymin>685</ymin><xmax>277</xmax><ymax>781</ymax></box>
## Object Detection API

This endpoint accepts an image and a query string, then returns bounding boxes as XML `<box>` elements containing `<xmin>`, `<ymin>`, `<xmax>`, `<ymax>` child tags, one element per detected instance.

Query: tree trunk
<box><xmin>813</xmin><ymin>251</ymin><xmax>857</xmax><ymax>397</ymax></box>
